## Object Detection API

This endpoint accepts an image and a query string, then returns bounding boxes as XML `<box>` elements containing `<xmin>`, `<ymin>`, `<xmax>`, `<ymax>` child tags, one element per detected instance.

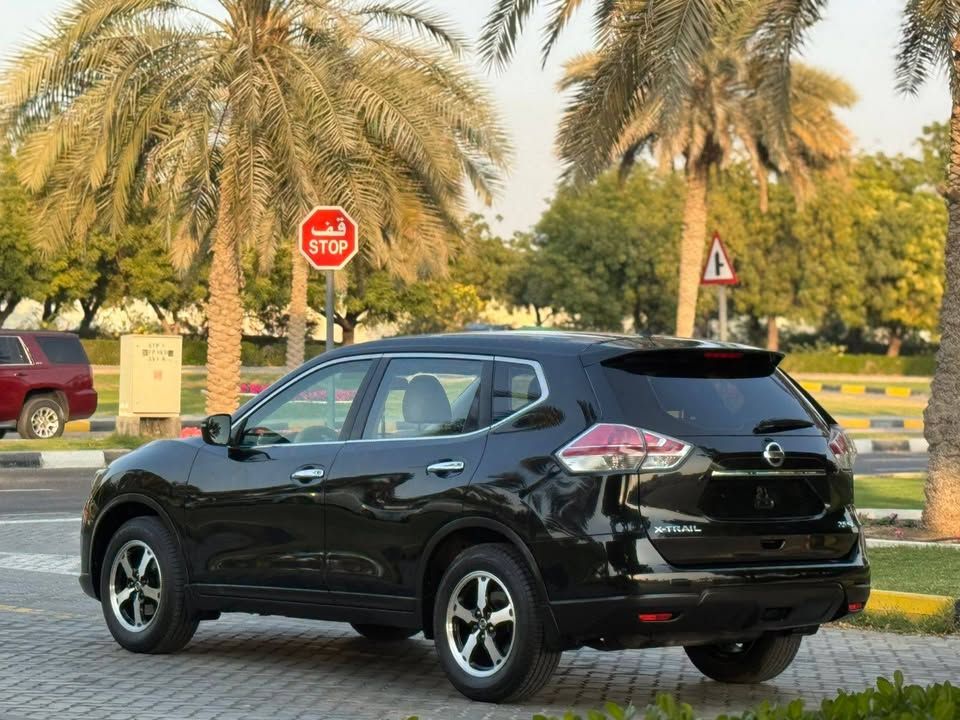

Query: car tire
<box><xmin>100</xmin><ymin>516</ymin><xmax>198</xmax><ymax>654</ymax></box>
<box><xmin>684</xmin><ymin>633</ymin><xmax>803</xmax><ymax>683</ymax></box>
<box><xmin>17</xmin><ymin>396</ymin><xmax>65</xmax><ymax>440</ymax></box>
<box><xmin>432</xmin><ymin>543</ymin><xmax>561</xmax><ymax>703</ymax></box>
<box><xmin>350</xmin><ymin>624</ymin><xmax>419</xmax><ymax>642</ymax></box>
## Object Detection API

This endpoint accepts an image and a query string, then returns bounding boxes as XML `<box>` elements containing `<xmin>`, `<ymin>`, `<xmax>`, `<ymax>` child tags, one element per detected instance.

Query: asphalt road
<box><xmin>0</xmin><ymin>466</ymin><xmax>956</xmax><ymax>720</ymax></box>
<box><xmin>855</xmin><ymin>452</ymin><xmax>927</xmax><ymax>475</ymax></box>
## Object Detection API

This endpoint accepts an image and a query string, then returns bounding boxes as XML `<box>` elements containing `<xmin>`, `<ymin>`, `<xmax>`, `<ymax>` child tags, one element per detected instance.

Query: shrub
<box><xmin>82</xmin><ymin>336</ymin><xmax>329</xmax><ymax>367</ymax></box>
<box><xmin>406</xmin><ymin>674</ymin><xmax>957</xmax><ymax>720</ymax></box>
<box><xmin>780</xmin><ymin>353</ymin><xmax>935</xmax><ymax>376</ymax></box>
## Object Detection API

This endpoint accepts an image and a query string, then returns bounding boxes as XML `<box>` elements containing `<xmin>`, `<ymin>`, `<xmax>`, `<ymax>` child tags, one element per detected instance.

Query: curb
<box><xmin>854</xmin><ymin>438</ymin><xmax>928</xmax><ymax>454</ymax></box>
<box><xmin>866</xmin><ymin>537</ymin><xmax>960</xmax><ymax>550</ymax></box>
<box><xmin>0</xmin><ymin>449</ymin><xmax>130</xmax><ymax>470</ymax></box>
<box><xmin>858</xmin><ymin>508</ymin><xmax>922</xmax><ymax>521</ymax></box>
<box><xmin>63</xmin><ymin>418</ymin><xmax>204</xmax><ymax>434</ymax></box>
<box><xmin>867</xmin><ymin>589</ymin><xmax>958</xmax><ymax>622</ymax></box>
<box><xmin>840</xmin><ymin>417</ymin><xmax>924</xmax><ymax>431</ymax></box>
<box><xmin>801</xmin><ymin>381</ymin><xmax>924</xmax><ymax>398</ymax></box>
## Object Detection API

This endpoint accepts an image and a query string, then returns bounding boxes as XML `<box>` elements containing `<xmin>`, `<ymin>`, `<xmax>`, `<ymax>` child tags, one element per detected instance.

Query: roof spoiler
<box><xmin>594</xmin><ymin>347</ymin><xmax>785</xmax><ymax>378</ymax></box>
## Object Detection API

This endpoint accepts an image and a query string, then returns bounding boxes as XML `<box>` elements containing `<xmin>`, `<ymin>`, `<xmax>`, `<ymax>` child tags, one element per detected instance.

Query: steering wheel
<box><xmin>244</xmin><ymin>426</ymin><xmax>290</xmax><ymax>446</ymax></box>
<box><xmin>295</xmin><ymin>425</ymin><xmax>340</xmax><ymax>443</ymax></box>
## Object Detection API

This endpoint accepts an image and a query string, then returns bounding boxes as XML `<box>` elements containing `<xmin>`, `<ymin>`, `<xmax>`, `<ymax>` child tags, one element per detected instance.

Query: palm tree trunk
<box><xmin>886</xmin><ymin>329</ymin><xmax>903</xmax><ymax>357</ymax></box>
<box><xmin>204</xmin><ymin>223</ymin><xmax>243</xmax><ymax>416</ymax></box>
<box><xmin>675</xmin><ymin>167</ymin><xmax>709</xmax><ymax>337</ymax></box>
<box><xmin>286</xmin><ymin>253</ymin><xmax>308</xmax><ymax>369</ymax></box>
<box><xmin>923</xmin><ymin>50</ymin><xmax>960</xmax><ymax>535</ymax></box>
<box><xmin>766</xmin><ymin>316</ymin><xmax>779</xmax><ymax>351</ymax></box>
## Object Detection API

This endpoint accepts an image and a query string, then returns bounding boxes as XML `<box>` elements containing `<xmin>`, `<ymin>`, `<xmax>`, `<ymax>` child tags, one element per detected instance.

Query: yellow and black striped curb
<box><xmin>801</xmin><ymin>381</ymin><xmax>924</xmax><ymax>398</ymax></box>
<box><xmin>867</xmin><ymin>589</ymin><xmax>959</xmax><ymax>622</ymax></box>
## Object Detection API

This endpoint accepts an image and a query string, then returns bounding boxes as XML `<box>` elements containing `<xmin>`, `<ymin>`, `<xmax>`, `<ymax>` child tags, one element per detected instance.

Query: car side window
<box><xmin>362</xmin><ymin>358</ymin><xmax>484</xmax><ymax>439</ymax></box>
<box><xmin>0</xmin><ymin>337</ymin><xmax>28</xmax><ymax>365</ymax></box>
<box><xmin>492</xmin><ymin>361</ymin><xmax>542</xmax><ymax>422</ymax></box>
<box><xmin>239</xmin><ymin>360</ymin><xmax>373</xmax><ymax>447</ymax></box>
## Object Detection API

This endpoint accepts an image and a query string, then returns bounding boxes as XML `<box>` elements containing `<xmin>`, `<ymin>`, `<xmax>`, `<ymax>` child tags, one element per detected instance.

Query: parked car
<box><xmin>0</xmin><ymin>331</ymin><xmax>98</xmax><ymax>439</ymax></box>
<box><xmin>79</xmin><ymin>332</ymin><xmax>868</xmax><ymax>702</ymax></box>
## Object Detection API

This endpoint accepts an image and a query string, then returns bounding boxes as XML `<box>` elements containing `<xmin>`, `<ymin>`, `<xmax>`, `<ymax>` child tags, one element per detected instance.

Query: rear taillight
<box><xmin>829</xmin><ymin>426</ymin><xmax>857</xmax><ymax>471</ymax></box>
<box><xmin>556</xmin><ymin>423</ymin><xmax>692</xmax><ymax>474</ymax></box>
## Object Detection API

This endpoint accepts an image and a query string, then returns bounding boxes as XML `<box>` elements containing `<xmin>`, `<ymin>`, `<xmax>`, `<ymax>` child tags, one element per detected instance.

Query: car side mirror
<box><xmin>201</xmin><ymin>414</ymin><xmax>232</xmax><ymax>446</ymax></box>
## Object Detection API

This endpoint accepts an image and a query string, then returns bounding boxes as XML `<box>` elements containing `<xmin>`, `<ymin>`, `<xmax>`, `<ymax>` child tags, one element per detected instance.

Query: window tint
<box><xmin>362</xmin><ymin>358</ymin><xmax>484</xmax><ymax>439</ymax></box>
<box><xmin>36</xmin><ymin>336</ymin><xmax>88</xmax><ymax>365</ymax></box>
<box><xmin>601</xmin><ymin>362</ymin><xmax>819</xmax><ymax>437</ymax></box>
<box><xmin>0</xmin><ymin>337</ymin><xmax>28</xmax><ymax>365</ymax></box>
<box><xmin>493</xmin><ymin>361</ymin><xmax>542</xmax><ymax>422</ymax></box>
<box><xmin>239</xmin><ymin>360</ymin><xmax>372</xmax><ymax>446</ymax></box>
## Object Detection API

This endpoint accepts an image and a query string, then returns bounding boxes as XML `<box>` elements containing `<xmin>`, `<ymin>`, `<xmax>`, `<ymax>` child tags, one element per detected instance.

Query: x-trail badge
<box><xmin>763</xmin><ymin>442</ymin><xmax>786</xmax><ymax>467</ymax></box>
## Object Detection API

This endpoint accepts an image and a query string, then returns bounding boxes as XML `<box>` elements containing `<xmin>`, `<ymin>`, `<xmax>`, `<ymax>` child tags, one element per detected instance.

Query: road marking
<box><xmin>0</xmin><ymin>489</ymin><xmax>54</xmax><ymax>493</ymax></box>
<box><xmin>0</xmin><ymin>517</ymin><xmax>81</xmax><ymax>525</ymax></box>
<box><xmin>0</xmin><ymin>603</ymin><xmax>78</xmax><ymax>620</ymax></box>
<box><xmin>0</xmin><ymin>552</ymin><xmax>80</xmax><ymax>575</ymax></box>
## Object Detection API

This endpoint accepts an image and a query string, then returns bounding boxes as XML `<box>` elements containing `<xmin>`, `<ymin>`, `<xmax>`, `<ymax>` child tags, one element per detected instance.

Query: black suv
<box><xmin>80</xmin><ymin>332</ymin><xmax>868</xmax><ymax>702</ymax></box>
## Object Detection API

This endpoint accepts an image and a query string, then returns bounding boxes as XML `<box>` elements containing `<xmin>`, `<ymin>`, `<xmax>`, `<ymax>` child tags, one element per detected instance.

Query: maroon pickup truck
<box><xmin>0</xmin><ymin>331</ymin><xmax>98</xmax><ymax>439</ymax></box>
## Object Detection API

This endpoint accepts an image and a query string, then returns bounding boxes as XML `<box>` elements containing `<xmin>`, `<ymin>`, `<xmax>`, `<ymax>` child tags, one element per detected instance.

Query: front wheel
<box><xmin>100</xmin><ymin>517</ymin><xmax>198</xmax><ymax>653</ymax></box>
<box><xmin>433</xmin><ymin>544</ymin><xmax>560</xmax><ymax>703</ymax></box>
<box><xmin>684</xmin><ymin>633</ymin><xmax>803</xmax><ymax>684</ymax></box>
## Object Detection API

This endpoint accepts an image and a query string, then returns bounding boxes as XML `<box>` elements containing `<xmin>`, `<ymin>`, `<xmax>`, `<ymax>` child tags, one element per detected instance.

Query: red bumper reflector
<box><xmin>848</xmin><ymin>602</ymin><xmax>865</xmax><ymax>613</ymax></box>
<box><xmin>638</xmin><ymin>612</ymin><xmax>673</xmax><ymax>623</ymax></box>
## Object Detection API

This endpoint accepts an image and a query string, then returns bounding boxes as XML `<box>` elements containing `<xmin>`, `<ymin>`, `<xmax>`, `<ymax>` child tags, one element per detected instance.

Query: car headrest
<box><xmin>402</xmin><ymin>375</ymin><xmax>452</xmax><ymax>425</ymax></box>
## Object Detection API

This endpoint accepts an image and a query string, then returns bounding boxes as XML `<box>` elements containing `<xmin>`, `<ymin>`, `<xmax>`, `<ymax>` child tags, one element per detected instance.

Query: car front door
<box><xmin>0</xmin><ymin>336</ymin><xmax>31</xmax><ymax>427</ymax></box>
<box><xmin>324</xmin><ymin>355</ymin><xmax>492</xmax><ymax>605</ymax></box>
<box><xmin>182</xmin><ymin>357</ymin><xmax>377</xmax><ymax>595</ymax></box>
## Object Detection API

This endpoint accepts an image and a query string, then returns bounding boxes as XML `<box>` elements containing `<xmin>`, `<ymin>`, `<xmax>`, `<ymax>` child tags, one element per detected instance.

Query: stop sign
<box><xmin>299</xmin><ymin>206</ymin><xmax>359</xmax><ymax>271</ymax></box>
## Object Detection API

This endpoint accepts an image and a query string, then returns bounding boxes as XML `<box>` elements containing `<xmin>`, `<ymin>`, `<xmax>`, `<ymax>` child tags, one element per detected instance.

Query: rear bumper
<box><xmin>68</xmin><ymin>388</ymin><xmax>98</xmax><ymax>420</ymax></box>
<box><xmin>551</xmin><ymin>577</ymin><xmax>869</xmax><ymax>649</ymax></box>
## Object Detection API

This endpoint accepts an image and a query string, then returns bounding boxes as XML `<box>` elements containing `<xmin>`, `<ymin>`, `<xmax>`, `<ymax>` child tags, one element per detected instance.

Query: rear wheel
<box><xmin>433</xmin><ymin>544</ymin><xmax>560</xmax><ymax>703</ymax></box>
<box><xmin>100</xmin><ymin>517</ymin><xmax>198</xmax><ymax>653</ymax></box>
<box><xmin>17</xmin><ymin>396</ymin><xmax>65</xmax><ymax>439</ymax></box>
<box><xmin>684</xmin><ymin>633</ymin><xmax>802</xmax><ymax>683</ymax></box>
<box><xmin>350</xmin><ymin>624</ymin><xmax>419</xmax><ymax>642</ymax></box>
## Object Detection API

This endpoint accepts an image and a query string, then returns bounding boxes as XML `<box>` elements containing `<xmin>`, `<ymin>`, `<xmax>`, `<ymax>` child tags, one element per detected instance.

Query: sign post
<box><xmin>700</xmin><ymin>231</ymin><xmax>738</xmax><ymax>342</ymax></box>
<box><xmin>299</xmin><ymin>206</ymin><xmax>359</xmax><ymax>352</ymax></box>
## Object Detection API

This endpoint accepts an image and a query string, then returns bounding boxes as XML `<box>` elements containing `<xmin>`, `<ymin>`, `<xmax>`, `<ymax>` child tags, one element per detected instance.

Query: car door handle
<box><xmin>427</xmin><ymin>460</ymin><xmax>465</xmax><ymax>476</ymax></box>
<box><xmin>291</xmin><ymin>467</ymin><xmax>325</xmax><ymax>483</ymax></box>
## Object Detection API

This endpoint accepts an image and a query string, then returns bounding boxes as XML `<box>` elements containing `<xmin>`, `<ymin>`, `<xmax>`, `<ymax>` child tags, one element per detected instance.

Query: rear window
<box><xmin>0</xmin><ymin>337</ymin><xmax>29</xmax><ymax>365</ymax></box>
<box><xmin>600</xmin><ymin>351</ymin><xmax>821</xmax><ymax>436</ymax></box>
<box><xmin>36</xmin><ymin>336</ymin><xmax>89</xmax><ymax>365</ymax></box>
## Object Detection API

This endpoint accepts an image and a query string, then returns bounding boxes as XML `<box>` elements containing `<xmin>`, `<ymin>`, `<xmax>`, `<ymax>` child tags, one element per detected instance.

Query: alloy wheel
<box><xmin>108</xmin><ymin>540</ymin><xmax>162</xmax><ymax>633</ymax></box>
<box><xmin>30</xmin><ymin>407</ymin><xmax>60</xmax><ymax>438</ymax></box>
<box><xmin>445</xmin><ymin>570</ymin><xmax>516</xmax><ymax>678</ymax></box>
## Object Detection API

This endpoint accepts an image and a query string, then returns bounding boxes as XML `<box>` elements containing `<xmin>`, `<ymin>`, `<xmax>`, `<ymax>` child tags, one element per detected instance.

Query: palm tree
<box><xmin>558</xmin><ymin>39</ymin><xmax>854</xmax><ymax>337</ymax></box>
<box><xmin>3</xmin><ymin>0</ymin><xmax>507</xmax><ymax>413</ymax></box>
<box><xmin>897</xmin><ymin>2</ymin><xmax>960</xmax><ymax>536</ymax></box>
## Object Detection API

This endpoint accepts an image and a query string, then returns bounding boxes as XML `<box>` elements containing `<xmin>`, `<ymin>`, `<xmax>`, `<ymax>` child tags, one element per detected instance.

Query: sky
<box><xmin>0</xmin><ymin>0</ymin><xmax>950</xmax><ymax>237</ymax></box>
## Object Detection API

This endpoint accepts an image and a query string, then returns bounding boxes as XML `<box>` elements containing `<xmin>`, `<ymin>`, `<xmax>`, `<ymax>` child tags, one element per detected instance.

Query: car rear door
<box><xmin>585</xmin><ymin>348</ymin><xmax>860</xmax><ymax>567</ymax></box>
<box><xmin>182</xmin><ymin>357</ymin><xmax>377</xmax><ymax>594</ymax></box>
<box><xmin>323</xmin><ymin>355</ymin><xmax>491</xmax><ymax>603</ymax></box>
<box><xmin>0</xmin><ymin>336</ymin><xmax>31</xmax><ymax>425</ymax></box>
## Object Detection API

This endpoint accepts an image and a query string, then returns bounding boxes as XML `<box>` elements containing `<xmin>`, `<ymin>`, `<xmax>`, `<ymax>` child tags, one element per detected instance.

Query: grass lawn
<box><xmin>855</xmin><ymin>474</ymin><xmax>925</xmax><ymax>510</ymax></box>
<box><xmin>0</xmin><ymin>434</ymin><xmax>148</xmax><ymax>452</ymax></box>
<box><xmin>867</xmin><ymin>546</ymin><xmax>960</xmax><ymax>597</ymax></box>
<box><xmin>812</xmin><ymin>393</ymin><xmax>926</xmax><ymax>419</ymax></box>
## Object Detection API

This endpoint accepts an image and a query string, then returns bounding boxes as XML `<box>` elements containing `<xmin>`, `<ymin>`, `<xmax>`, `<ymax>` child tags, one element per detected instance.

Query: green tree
<box><xmin>522</xmin><ymin>167</ymin><xmax>683</xmax><ymax>333</ymax></box>
<box><xmin>3</xmin><ymin>0</ymin><xmax>507</xmax><ymax>413</ymax></box>
<box><xmin>0</xmin><ymin>149</ymin><xmax>40</xmax><ymax>326</ymax></box>
<box><xmin>852</xmin><ymin>154</ymin><xmax>946</xmax><ymax>356</ymax></box>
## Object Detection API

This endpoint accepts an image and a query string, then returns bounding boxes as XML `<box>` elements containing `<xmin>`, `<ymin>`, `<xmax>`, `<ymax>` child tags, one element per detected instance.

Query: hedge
<box><xmin>409</xmin><ymin>674</ymin><xmax>955</xmax><ymax>720</ymax></box>
<box><xmin>81</xmin><ymin>337</ymin><xmax>328</xmax><ymax>367</ymax></box>
<box><xmin>779</xmin><ymin>353</ymin><xmax>935</xmax><ymax>376</ymax></box>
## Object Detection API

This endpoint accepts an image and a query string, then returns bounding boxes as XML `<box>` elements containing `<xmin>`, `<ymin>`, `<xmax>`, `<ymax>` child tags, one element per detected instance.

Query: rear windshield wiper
<box><xmin>753</xmin><ymin>418</ymin><xmax>815</xmax><ymax>434</ymax></box>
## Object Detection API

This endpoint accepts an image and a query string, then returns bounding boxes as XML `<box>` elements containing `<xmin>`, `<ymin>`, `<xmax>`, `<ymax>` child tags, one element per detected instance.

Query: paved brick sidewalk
<box><xmin>0</xmin><ymin>606</ymin><xmax>957</xmax><ymax>720</ymax></box>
